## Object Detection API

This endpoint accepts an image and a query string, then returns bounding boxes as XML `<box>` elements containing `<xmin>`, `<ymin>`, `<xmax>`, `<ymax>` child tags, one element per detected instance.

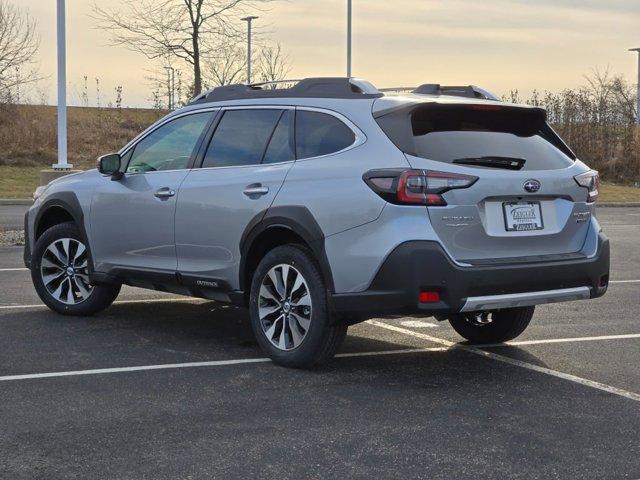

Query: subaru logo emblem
<box><xmin>523</xmin><ymin>179</ymin><xmax>541</xmax><ymax>193</ymax></box>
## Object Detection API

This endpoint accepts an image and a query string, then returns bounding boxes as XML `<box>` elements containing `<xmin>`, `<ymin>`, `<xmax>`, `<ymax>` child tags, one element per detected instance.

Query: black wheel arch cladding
<box><xmin>30</xmin><ymin>193</ymin><xmax>94</xmax><ymax>272</ymax></box>
<box><xmin>239</xmin><ymin>206</ymin><xmax>335</xmax><ymax>294</ymax></box>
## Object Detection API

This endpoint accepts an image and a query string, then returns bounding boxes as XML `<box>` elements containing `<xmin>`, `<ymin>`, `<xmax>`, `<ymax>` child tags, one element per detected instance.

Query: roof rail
<box><xmin>188</xmin><ymin>77</ymin><xmax>382</xmax><ymax>104</ymax></box>
<box><xmin>380</xmin><ymin>84</ymin><xmax>500</xmax><ymax>101</ymax></box>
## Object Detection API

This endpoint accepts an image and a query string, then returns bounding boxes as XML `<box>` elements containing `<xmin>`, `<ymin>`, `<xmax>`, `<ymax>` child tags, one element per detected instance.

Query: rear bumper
<box><xmin>330</xmin><ymin>232</ymin><xmax>609</xmax><ymax>317</ymax></box>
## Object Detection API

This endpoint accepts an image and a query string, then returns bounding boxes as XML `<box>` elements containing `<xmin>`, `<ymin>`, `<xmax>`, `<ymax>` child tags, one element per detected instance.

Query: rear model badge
<box><xmin>523</xmin><ymin>179</ymin><xmax>541</xmax><ymax>193</ymax></box>
<box><xmin>573</xmin><ymin>211</ymin><xmax>591</xmax><ymax>223</ymax></box>
<box><xmin>442</xmin><ymin>215</ymin><xmax>475</xmax><ymax>227</ymax></box>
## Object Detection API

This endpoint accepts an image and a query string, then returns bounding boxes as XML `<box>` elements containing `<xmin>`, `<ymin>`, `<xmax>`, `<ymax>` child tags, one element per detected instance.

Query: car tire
<box><xmin>448</xmin><ymin>306</ymin><xmax>535</xmax><ymax>344</ymax></box>
<box><xmin>31</xmin><ymin>222</ymin><xmax>121</xmax><ymax>316</ymax></box>
<box><xmin>249</xmin><ymin>244</ymin><xmax>347</xmax><ymax>368</ymax></box>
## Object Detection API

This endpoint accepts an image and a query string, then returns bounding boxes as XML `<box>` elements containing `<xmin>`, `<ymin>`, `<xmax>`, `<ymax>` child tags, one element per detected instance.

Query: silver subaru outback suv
<box><xmin>25</xmin><ymin>78</ymin><xmax>609</xmax><ymax>368</ymax></box>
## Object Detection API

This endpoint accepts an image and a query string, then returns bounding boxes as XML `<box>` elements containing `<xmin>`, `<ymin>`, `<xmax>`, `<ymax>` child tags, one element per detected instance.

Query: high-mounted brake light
<box><xmin>470</xmin><ymin>104</ymin><xmax>502</xmax><ymax>112</ymax></box>
<box><xmin>574</xmin><ymin>170</ymin><xmax>599</xmax><ymax>203</ymax></box>
<box><xmin>363</xmin><ymin>169</ymin><xmax>478</xmax><ymax>206</ymax></box>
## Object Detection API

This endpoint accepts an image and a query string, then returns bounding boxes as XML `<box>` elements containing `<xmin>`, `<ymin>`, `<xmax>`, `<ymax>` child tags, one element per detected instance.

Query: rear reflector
<box><xmin>419</xmin><ymin>291</ymin><xmax>440</xmax><ymax>303</ymax></box>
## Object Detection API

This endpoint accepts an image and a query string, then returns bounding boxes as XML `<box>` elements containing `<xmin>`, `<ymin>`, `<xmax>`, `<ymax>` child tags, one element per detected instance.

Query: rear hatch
<box><xmin>374</xmin><ymin>100</ymin><xmax>595</xmax><ymax>264</ymax></box>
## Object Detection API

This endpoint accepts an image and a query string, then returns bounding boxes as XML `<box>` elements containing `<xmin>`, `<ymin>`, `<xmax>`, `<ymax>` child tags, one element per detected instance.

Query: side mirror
<box><xmin>97</xmin><ymin>153</ymin><xmax>123</xmax><ymax>180</ymax></box>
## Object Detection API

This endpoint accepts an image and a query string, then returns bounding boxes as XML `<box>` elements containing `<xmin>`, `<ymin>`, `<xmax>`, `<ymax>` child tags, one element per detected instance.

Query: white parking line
<box><xmin>0</xmin><ymin>347</ymin><xmax>447</xmax><ymax>382</ymax></box>
<box><xmin>609</xmin><ymin>279</ymin><xmax>640</xmax><ymax>284</ymax></box>
<box><xmin>0</xmin><ymin>358</ymin><xmax>271</xmax><ymax>381</ymax></box>
<box><xmin>400</xmin><ymin>319</ymin><xmax>439</xmax><ymax>328</ymax></box>
<box><xmin>0</xmin><ymin>326</ymin><xmax>638</xmax><ymax>388</ymax></box>
<box><xmin>0</xmin><ymin>297</ymin><xmax>206</xmax><ymax>310</ymax></box>
<box><xmin>478</xmin><ymin>333</ymin><xmax>640</xmax><ymax>348</ymax></box>
<box><xmin>366</xmin><ymin>320</ymin><xmax>640</xmax><ymax>403</ymax></box>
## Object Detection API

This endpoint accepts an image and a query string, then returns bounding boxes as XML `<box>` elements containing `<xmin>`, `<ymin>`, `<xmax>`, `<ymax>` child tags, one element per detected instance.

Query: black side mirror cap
<box><xmin>97</xmin><ymin>153</ymin><xmax>123</xmax><ymax>180</ymax></box>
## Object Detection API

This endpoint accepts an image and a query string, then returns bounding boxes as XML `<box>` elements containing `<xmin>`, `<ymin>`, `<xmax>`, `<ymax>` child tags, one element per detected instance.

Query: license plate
<box><xmin>502</xmin><ymin>201</ymin><xmax>543</xmax><ymax>231</ymax></box>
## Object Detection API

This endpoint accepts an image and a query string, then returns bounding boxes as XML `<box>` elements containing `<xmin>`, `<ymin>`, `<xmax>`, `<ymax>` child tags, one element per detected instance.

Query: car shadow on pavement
<box><xmin>0</xmin><ymin>299</ymin><xmax>550</xmax><ymax>375</ymax></box>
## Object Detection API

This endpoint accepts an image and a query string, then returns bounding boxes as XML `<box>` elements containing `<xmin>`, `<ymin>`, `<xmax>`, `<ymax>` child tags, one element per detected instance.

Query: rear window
<box><xmin>376</xmin><ymin>104</ymin><xmax>575</xmax><ymax>171</ymax></box>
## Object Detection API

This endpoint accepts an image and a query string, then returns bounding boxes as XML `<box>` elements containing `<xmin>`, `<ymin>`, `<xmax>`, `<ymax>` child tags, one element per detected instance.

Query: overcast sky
<box><xmin>20</xmin><ymin>0</ymin><xmax>640</xmax><ymax>107</ymax></box>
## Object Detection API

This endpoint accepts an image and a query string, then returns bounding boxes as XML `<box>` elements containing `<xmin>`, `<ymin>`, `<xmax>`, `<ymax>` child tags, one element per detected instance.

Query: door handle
<box><xmin>154</xmin><ymin>187</ymin><xmax>176</xmax><ymax>199</ymax></box>
<box><xmin>243</xmin><ymin>184</ymin><xmax>269</xmax><ymax>197</ymax></box>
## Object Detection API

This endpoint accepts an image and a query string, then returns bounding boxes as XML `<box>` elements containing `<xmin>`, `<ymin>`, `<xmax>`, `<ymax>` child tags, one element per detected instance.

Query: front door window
<box><xmin>126</xmin><ymin>112</ymin><xmax>212</xmax><ymax>173</ymax></box>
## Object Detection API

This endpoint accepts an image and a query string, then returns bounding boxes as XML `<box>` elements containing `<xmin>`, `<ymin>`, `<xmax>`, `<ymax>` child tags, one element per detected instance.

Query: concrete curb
<box><xmin>0</xmin><ymin>199</ymin><xmax>33</xmax><ymax>206</ymax></box>
<box><xmin>597</xmin><ymin>203</ymin><xmax>640</xmax><ymax>208</ymax></box>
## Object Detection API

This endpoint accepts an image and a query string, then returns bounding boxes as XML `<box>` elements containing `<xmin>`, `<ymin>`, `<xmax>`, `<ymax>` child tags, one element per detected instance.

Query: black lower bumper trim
<box><xmin>330</xmin><ymin>233</ymin><xmax>610</xmax><ymax>318</ymax></box>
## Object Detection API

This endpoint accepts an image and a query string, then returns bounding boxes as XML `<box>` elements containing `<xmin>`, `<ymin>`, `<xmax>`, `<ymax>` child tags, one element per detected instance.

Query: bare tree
<box><xmin>0</xmin><ymin>1</ymin><xmax>40</xmax><ymax>103</ymax></box>
<box><xmin>92</xmin><ymin>0</ymin><xmax>273</xmax><ymax>96</ymax></box>
<box><xmin>256</xmin><ymin>42</ymin><xmax>291</xmax><ymax>85</ymax></box>
<box><xmin>205</xmin><ymin>41</ymin><xmax>246</xmax><ymax>87</ymax></box>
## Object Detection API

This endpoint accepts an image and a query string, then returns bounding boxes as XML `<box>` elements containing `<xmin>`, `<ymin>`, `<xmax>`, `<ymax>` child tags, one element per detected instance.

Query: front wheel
<box><xmin>448</xmin><ymin>306</ymin><xmax>535</xmax><ymax>344</ymax></box>
<box><xmin>31</xmin><ymin>222</ymin><xmax>121</xmax><ymax>316</ymax></box>
<box><xmin>249</xmin><ymin>244</ymin><xmax>347</xmax><ymax>368</ymax></box>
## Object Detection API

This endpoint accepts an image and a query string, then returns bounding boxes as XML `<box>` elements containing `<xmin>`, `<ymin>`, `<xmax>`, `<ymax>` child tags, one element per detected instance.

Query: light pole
<box><xmin>347</xmin><ymin>0</ymin><xmax>352</xmax><ymax>77</ymax></box>
<box><xmin>54</xmin><ymin>0</ymin><xmax>70</xmax><ymax>169</ymax></box>
<box><xmin>630</xmin><ymin>48</ymin><xmax>640</xmax><ymax>125</ymax></box>
<box><xmin>241</xmin><ymin>16</ymin><xmax>259</xmax><ymax>84</ymax></box>
<box><xmin>164</xmin><ymin>66</ymin><xmax>175</xmax><ymax>109</ymax></box>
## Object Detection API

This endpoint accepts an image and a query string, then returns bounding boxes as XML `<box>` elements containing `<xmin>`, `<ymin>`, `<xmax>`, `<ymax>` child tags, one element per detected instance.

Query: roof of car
<box><xmin>189</xmin><ymin>78</ymin><xmax>383</xmax><ymax>104</ymax></box>
<box><xmin>180</xmin><ymin>77</ymin><xmax>538</xmax><ymax>119</ymax></box>
<box><xmin>187</xmin><ymin>77</ymin><xmax>503</xmax><ymax>105</ymax></box>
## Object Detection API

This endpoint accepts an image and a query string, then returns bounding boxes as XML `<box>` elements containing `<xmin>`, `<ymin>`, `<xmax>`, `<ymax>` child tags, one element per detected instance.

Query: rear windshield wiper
<box><xmin>452</xmin><ymin>156</ymin><xmax>526</xmax><ymax>170</ymax></box>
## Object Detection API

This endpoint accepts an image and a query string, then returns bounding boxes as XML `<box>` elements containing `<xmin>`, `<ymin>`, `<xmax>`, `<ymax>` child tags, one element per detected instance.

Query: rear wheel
<box><xmin>249</xmin><ymin>244</ymin><xmax>347</xmax><ymax>368</ymax></box>
<box><xmin>448</xmin><ymin>306</ymin><xmax>534</xmax><ymax>344</ymax></box>
<box><xmin>31</xmin><ymin>222</ymin><xmax>121</xmax><ymax>316</ymax></box>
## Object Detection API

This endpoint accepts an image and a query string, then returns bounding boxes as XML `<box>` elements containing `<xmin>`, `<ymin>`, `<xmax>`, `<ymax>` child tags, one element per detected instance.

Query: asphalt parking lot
<box><xmin>0</xmin><ymin>203</ymin><xmax>28</xmax><ymax>232</ymax></box>
<box><xmin>1</xmin><ymin>207</ymin><xmax>639</xmax><ymax>479</ymax></box>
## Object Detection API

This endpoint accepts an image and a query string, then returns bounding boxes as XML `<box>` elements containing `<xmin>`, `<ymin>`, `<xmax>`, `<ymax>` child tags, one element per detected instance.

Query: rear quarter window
<box><xmin>295</xmin><ymin>110</ymin><xmax>356</xmax><ymax>159</ymax></box>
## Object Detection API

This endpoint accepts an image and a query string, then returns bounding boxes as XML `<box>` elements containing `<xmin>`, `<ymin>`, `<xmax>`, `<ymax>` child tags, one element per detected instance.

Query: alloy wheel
<box><xmin>40</xmin><ymin>238</ymin><xmax>93</xmax><ymax>305</ymax></box>
<box><xmin>258</xmin><ymin>263</ymin><xmax>312</xmax><ymax>351</ymax></box>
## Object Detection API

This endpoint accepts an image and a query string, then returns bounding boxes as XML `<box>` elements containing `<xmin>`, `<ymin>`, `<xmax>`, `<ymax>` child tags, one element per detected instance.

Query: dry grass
<box><xmin>0</xmin><ymin>165</ymin><xmax>41</xmax><ymax>198</ymax></box>
<box><xmin>598</xmin><ymin>182</ymin><xmax>640</xmax><ymax>203</ymax></box>
<box><xmin>0</xmin><ymin>104</ymin><xmax>165</xmax><ymax>170</ymax></box>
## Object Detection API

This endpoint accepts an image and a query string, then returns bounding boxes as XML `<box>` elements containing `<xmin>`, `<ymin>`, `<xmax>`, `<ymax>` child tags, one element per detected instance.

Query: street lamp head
<box><xmin>629</xmin><ymin>48</ymin><xmax>640</xmax><ymax>53</ymax></box>
<box><xmin>241</xmin><ymin>16</ymin><xmax>259</xmax><ymax>22</ymax></box>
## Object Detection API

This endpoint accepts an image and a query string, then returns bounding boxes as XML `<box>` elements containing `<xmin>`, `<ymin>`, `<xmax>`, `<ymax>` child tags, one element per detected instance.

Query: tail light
<box><xmin>363</xmin><ymin>169</ymin><xmax>478</xmax><ymax>206</ymax></box>
<box><xmin>574</xmin><ymin>170</ymin><xmax>599</xmax><ymax>203</ymax></box>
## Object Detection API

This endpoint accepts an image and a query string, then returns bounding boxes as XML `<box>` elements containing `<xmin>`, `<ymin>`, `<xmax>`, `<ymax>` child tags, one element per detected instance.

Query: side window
<box><xmin>202</xmin><ymin>109</ymin><xmax>283</xmax><ymax>168</ymax></box>
<box><xmin>295</xmin><ymin>110</ymin><xmax>356</xmax><ymax>159</ymax></box>
<box><xmin>126</xmin><ymin>112</ymin><xmax>212</xmax><ymax>173</ymax></box>
<box><xmin>263</xmin><ymin>110</ymin><xmax>295</xmax><ymax>164</ymax></box>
